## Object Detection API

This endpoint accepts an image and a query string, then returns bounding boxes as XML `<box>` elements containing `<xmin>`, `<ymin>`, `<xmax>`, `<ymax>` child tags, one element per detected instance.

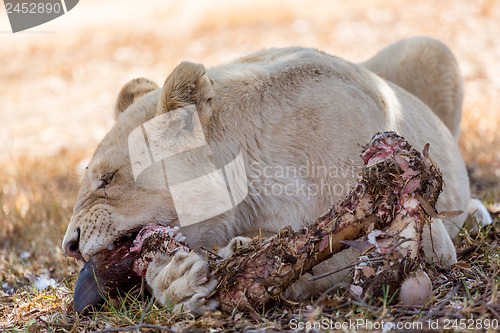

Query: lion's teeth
<box><xmin>107</xmin><ymin>244</ymin><xmax>115</xmax><ymax>251</ymax></box>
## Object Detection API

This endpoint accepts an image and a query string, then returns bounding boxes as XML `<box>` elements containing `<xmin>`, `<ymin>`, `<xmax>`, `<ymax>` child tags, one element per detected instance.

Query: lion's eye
<box><xmin>97</xmin><ymin>172</ymin><xmax>116</xmax><ymax>190</ymax></box>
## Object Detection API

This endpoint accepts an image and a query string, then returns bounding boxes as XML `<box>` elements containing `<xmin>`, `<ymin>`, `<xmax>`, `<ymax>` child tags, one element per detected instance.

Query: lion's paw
<box><xmin>217</xmin><ymin>236</ymin><xmax>252</xmax><ymax>258</ymax></box>
<box><xmin>146</xmin><ymin>251</ymin><xmax>218</xmax><ymax>316</ymax></box>
<box><xmin>172</xmin><ymin>293</ymin><xmax>219</xmax><ymax>315</ymax></box>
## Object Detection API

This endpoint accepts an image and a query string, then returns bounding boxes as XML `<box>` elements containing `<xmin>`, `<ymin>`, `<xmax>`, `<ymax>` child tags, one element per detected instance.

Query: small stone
<box><xmin>399</xmin><ymin>270</ymin><xmax>433</xmax><ymax>306</ymax></box>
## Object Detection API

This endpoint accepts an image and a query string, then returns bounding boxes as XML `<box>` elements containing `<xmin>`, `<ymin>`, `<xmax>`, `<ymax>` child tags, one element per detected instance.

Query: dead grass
<box><xmin>0</xmin><ymin>151</ymin><xmax>82</xmax><ymax>331</ymax></box>
<box><xmin>1</xmin><ymin>0</ymin><xmax>499</xmax><ymax>331</ymax></box>
<box><xmin>0</xmin><ymin>146</ymin><xmax>498</xmax><ymax>333</ymax></box>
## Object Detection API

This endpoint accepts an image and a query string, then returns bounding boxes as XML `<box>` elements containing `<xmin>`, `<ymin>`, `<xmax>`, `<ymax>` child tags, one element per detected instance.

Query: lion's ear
<box><xmin>114</xmin><ymin>78</ymin><xmax>159</xmax><ymax>119</ymax></box>
<box><xmin>158</xmin><ymin>62</ymin><xmax>215</xmax><ymax>125</ymax></box>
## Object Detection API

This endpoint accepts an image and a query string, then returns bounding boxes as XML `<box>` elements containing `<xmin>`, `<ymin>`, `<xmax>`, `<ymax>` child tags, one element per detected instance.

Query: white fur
<box><xmin>146</xmin><ymin>251</ymin><xmax>218</xmax><ymax>315</ymax></box>
<box><xmin>63</xmin><ymin>37</ymin><xmax>486</xmax><ymax>310</ymax></box>
<box><xmin>217</xmin><ymin>236</ymin><xmax>252</xmax><ymax>259</ymax></box>
<box><xmin>468</xmin><ymin>198</ymin><xmax>493</xmax><ymax>226</ymax></box>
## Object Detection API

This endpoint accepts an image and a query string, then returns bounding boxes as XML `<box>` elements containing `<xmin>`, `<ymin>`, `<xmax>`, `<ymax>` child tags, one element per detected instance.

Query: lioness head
<box><xmin>62</xmin><ymin>62</ymin><xmax>215</xmax><ymax>262</ymax></box>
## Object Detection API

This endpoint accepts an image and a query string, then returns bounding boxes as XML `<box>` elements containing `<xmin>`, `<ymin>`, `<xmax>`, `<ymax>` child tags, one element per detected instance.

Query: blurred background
<box><xmin>0</xmin><ymin>0</ymin><xmax>499</xmax><ymax>326</ymax></box>
<box><xmin>1</xmin><ymin>0</ymin><xmax>499</xmax><ymax>166</ymax></box>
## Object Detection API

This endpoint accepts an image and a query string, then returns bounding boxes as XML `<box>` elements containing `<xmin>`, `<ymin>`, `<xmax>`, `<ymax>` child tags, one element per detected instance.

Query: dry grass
<box><xmin>0</xmin><ymin>154</ymin><xmax>499</xmax><ymax>331</ymax></box>
<box><xmin>0</xmin><ymin>151</ymin><xmax>82</xmax><ymax>331</ymax></box>
<box><xmin>1</xmin><ymin>0</ymin><xmax>500</xmax><ymax>331</ymax></box>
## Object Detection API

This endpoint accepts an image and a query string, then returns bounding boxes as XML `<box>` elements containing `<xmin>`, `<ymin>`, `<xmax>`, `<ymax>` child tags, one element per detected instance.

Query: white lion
<box><xmin>63</xmin><ymin>37</ymin><xmax>491</xmax><ymax>314</ymax></box>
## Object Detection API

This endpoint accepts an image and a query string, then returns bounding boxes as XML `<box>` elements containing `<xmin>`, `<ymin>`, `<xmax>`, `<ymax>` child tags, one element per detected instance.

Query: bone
<box><xmin>73</xmin><ymin>131</ymin><xmax>445</xmax><ymax>315</ymax></box>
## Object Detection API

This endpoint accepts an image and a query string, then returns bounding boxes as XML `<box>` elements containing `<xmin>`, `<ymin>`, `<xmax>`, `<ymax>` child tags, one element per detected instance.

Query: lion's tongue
<box><xmin>73</xmin><ymin>236</ymin><xmax>141</xmax><ymax>315</ymax></box>
<box><xmin>73</xmin><ymin>259</ymin><xmax>106</xmax><ymax>315</ymax></box>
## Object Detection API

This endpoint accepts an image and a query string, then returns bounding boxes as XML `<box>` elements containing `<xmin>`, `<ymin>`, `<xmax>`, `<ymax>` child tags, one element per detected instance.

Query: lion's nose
<box><xmin>64</xmin><ymin>227</ymin><xmax>84</xmax><ymax>261</ymax></box>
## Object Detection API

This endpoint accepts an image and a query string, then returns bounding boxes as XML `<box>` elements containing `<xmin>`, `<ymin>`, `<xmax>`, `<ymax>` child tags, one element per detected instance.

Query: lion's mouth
<box><xmin>106</xmin><ymin>228</ymin><xmax>142</xmax><ymax>252</ymax></box>
<box><xmin>73</xmin><ymin>227</ymin><xmax>143</xmax><ymax>315</ymax></box>
<box><xmin>73</xmin><ymin>223</ymin><xmax>186</xmax><ymax>315</ymax></box>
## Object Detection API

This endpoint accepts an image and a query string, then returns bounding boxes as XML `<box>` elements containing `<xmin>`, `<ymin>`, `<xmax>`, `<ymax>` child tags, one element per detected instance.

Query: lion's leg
<box><xmin>284</xmin><ymin>218</ymin><xmax>457</xmax><ymax>301</ymax></box>
<box><xmin>422</xmin><ymin>218</ymin><xmax>457</xmax><ymax>266</ymax></box>
<box><xmin>467</xmin><ymin>198</ymin><xmax>493</xmax><ymax>230</ymax></box>
<box><xmin>362</xmin><ymin>37</ymin><xmax>463</xmax><ymax>141</ymax></box>
<box><xmin>284</xmin><ymin>247</ymin><xmax>360</xmax><ymax>300</ymax></box>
